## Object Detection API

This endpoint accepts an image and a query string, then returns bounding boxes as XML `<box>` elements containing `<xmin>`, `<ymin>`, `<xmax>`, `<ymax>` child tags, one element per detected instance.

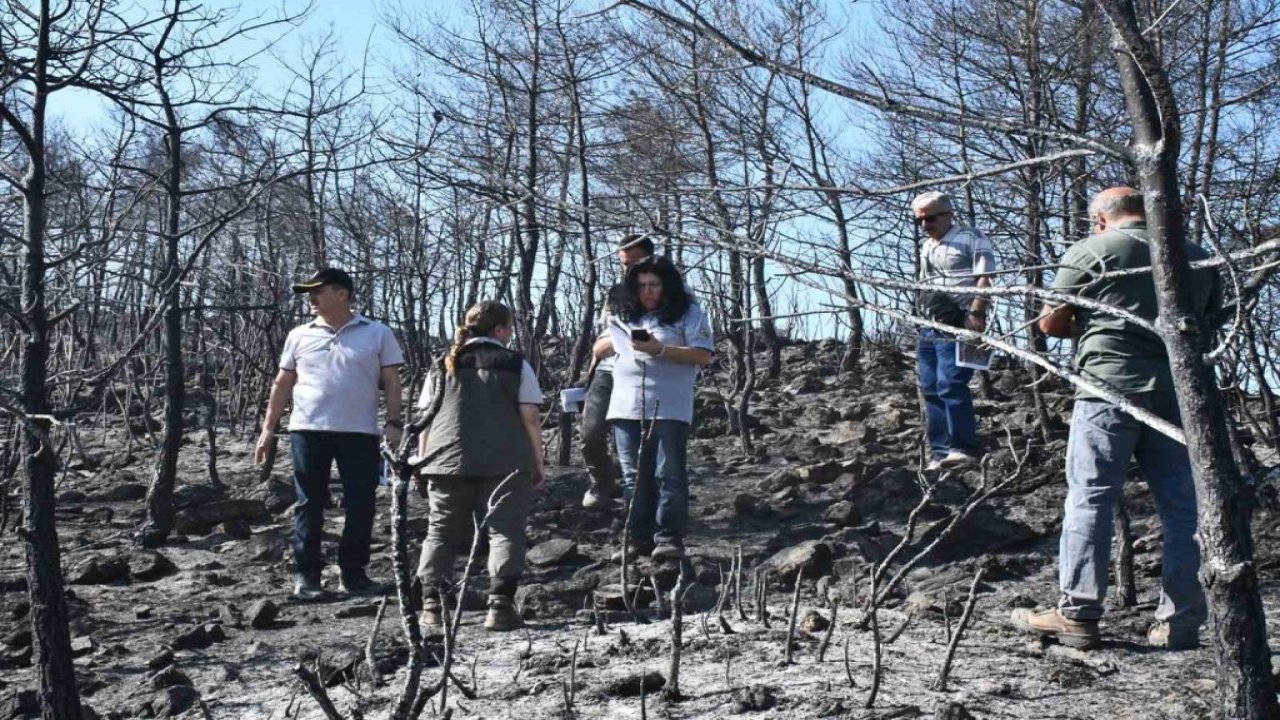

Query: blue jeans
<box><xmin>1058</xmin><ymin>394</ymin><xmax>1206</xmax><ymax>628</ymax></box>
<box><xmin>290</xmin><ymin>431</ymin><xmax>381</xmax><ymax>580</ymax></box>
<box><xmin>613</xmin><ymin>419</ymin><xmax>690</xmax><ymax>546</ymax></box>
<box><xmin>917</xmin><ymin>329</ymin><xmax>977</xmax><ymax>458</ymax></box>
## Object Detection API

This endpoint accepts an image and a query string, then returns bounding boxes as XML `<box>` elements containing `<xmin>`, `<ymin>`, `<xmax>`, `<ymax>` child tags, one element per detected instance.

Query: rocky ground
<box><xmin>3</xmin><ymin>340</ymin><xmax>1280</xmax><ymax>719</ymax></box>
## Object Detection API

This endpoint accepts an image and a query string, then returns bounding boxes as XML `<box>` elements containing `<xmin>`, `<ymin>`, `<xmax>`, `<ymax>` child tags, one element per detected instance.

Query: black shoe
<box><xmin>339</xmin><ymin>573</ymin><xmax>389</xmax><ymax>597</ymax></box>
<box><xmin>611</xmin><ymin>541</ymin><xmax>655</xmax><ymax>563</ymax></box>
<box><xmin>293</xmin><ymin>575</ymin><xmax>325</xmax><ymax>601</ymax></box>
<box><xmin>651</xmin><ymin>542</ymin><xmax>685</xmax><ymax>561</ymax></box>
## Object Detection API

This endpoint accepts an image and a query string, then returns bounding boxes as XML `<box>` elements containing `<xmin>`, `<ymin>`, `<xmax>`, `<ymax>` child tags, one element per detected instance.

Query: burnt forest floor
<box><xmin>4</xmin><ymin>340</ymin><xmax>1280</xmax><ymax>720</ymax></box>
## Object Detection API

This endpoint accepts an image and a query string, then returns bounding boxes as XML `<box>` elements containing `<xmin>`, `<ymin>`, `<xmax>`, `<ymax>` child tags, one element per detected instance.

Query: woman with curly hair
<box><xmin>599</xmin><ymin>255</ymin><xmax>714</xmax><ymax>561</ymax></box>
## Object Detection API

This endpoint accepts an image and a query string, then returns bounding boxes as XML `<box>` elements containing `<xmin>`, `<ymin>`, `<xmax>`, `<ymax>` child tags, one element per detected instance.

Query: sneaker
<box><xmin>939</xmin><ymin>450</ymin><xmax>978</xmax><ymax>469</ymax></box>
<box><xmin>484</xmin><ymin>596</ymin><xmax>524</xmax><ymax>632</ymax></box>
<box><xmin>651</xmin><ymin>542</ymin><xmax>685</xmax><ymax>561</ymax></box>
<box><xmin>293</xmin><ymin>575</ymin><xmax>325</xmax><ymax>601</ymax></box>
<box><xmin>582</xmin><ymin>477</ymin><xmax>622</xmax><ymax>509</ymax></box>
<box><xmin>339</xmin><ymin>573</ymin><xmax>390</xmax><ymax>597</ymax></box>
<box><xmin>1010</xmin><ymin>608</ymin><xmax>1100</xmax><ymax>650</ymax></box>
<box><xmin>926</xmin><ymin>458</ymin><xmax>944</xmax><ymax>472</ymax></box>
<box><xmin>1148</xmin><ymin>622</ymin><xmax>1199</xmax><ymax>650</ymax></box>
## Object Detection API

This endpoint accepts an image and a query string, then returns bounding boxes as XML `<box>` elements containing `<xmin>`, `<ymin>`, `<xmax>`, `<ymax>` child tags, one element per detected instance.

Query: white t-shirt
<box><xmin>280</xmin><ymin>314</ymin><xmax>404</xmax><ymax>435</ymax></box>
<box><xmin>606</xmin><ymin>303</ymin><xmax>714</xmax><ymax>424</ymax></box>
<box><xmin>416</xmin><ymin>337</ymin><xmax>543</xmax><ymax>410</ymax></box>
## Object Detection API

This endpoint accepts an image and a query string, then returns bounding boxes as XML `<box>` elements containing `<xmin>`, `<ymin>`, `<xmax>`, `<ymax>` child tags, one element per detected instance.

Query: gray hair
<box><xmin>911</xmin><ymin>191</ymin><xmax>954</xmax><ymax>214</ymax></box>
<box><xmin>1089</xmin><ymin>188</ymin><xmax>1145</xmax><ymax>220</ymax></box>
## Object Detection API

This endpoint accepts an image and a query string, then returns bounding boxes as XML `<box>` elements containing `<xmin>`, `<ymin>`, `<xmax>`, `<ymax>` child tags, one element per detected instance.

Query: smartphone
<box><xmin>630</xmin><ymin>328</ymin><xmax>652</xmax><ymax>342</ymax></box>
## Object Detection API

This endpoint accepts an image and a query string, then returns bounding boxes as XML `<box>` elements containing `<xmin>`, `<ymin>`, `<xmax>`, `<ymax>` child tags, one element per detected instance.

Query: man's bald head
<box><xmin>1088</xmin><ymin>187</ymin><xmax>1145</xmax><ymax>224</ymax></box>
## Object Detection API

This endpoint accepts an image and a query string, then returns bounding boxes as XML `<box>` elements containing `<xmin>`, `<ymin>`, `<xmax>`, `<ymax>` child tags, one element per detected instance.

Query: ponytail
<box><xmin>445</xmin><ymin>300</ymin><xmax>514</xmax><ymax>375</ymax></box>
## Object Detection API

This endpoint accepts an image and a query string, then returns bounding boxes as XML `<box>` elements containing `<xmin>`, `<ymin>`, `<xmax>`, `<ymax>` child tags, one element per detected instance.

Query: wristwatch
<box><xmin>384</xmin><ymin>419</ymin><xmax>404</xmax><ymax>430</ymax></box>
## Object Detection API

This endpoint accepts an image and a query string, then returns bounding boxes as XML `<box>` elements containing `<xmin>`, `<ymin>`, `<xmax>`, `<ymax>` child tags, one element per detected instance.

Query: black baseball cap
<box><xmin>292</xmin><ymin>267</ymin><xmax>354</xmax><ymax>294</ymax></box>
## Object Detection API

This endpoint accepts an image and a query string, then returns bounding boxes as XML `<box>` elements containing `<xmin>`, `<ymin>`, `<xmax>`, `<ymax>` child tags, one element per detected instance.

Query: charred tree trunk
<box><xmin>1101</xmin><ymin>1</ymin><xmax>1278</xmax><ymax>716</ymax></box>
<box><xmin>15</xmin><ymin>5</ymin><xmax>86</xmax><ymax>716</ymax></box>
<box><xmin>138</xmin><ymin>24</ymin><xmax>188</xmax><ymax>548</ymax></box>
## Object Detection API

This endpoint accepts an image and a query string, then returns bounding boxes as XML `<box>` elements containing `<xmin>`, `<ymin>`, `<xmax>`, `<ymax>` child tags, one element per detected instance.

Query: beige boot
<box><xmin>1010</xmin><ymin>608</ymin><xmax>1100</xmax><ymax>650</ymax></box>
<box><xmin>484</xmin><ymin>595</ymin><xmax>524</xmax><ymax>632</ymax></box>
<box><xmin>421</xmin><ymin>595</ymin><xmax>453</xmax><ymax>632</ymax></box>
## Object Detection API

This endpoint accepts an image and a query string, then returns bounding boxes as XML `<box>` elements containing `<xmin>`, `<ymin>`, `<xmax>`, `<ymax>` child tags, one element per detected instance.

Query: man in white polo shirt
<box><xmin>256</xmin><ymin>268</ymin><xmax>405</xmax><ymax>600</ymax></box>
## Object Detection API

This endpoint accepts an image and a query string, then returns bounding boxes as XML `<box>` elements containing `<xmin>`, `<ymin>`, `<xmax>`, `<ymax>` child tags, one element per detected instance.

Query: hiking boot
<box><xmin>293</xmin><ymin>575</ymin><xmax>325</xmax><ymax>601</ymax></box>
<box><xmin>339</xmin><ymin>572</ymin><xmax>389</xmax><ymax>597</ymax></box>
<box><xmin>582</xmin><ymin>477</ymin><xmax>622</xmax><ymax>509</ymax></box>
<box><xmin>421</xmin><ymin>596</ymin><xmax>454</xmax><ymax>631</ymax></box>
<box><xmin>611</xmin><ymin>541</ymin><xmax>655</xmax><ymax>563</ymax></box>
<box><xmin>1010</xmin><ymin>608</ymin><xmax>1100</xmax><ymax>650</ymax></box>
<box><xmin>484</xmin><ymin>596</ymin><xmax>524</xmax><ymax>632</ymax></box>
<box><xmin>651</xmin><ymin>542</ymin><xmax>686</xmax><ymax>561</ymax></box>
<box><xmin>939</xmin><ymin>450</ymin><xmax>978</xmax><ymax>469</ymax></box>
<box><xmin>1148</xmin><ymin>622</ymin><xmax>1199</xmax><ymax>650</ymax></box>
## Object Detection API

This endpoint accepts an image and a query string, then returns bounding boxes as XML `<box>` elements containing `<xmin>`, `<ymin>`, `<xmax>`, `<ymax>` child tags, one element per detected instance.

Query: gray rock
<box><xmin>128</xmin><ymin>551</ymin><xmax>177</xmax><ymax>582</ymax></box>
<box><xmin>601</xmin><ymin>671</ymin><xmax>665</xmax><ymax>697</ymax></box>
<box><xmin>247</xmin><ymin>599</ymin><xmax>279</xmax><ymax>629</ymax></box>
<box><xmin>526</xmin><ymin>538</ymin><xmax>579</xmax><ymax>566</ymax></box>
<box><xmin>91</xmin><ymin>482</ymin><xmax>147</xmax><ymax>503</ymax></box>
<box><xmin>147</xmin><ymin>665</ymin><xmax>192</xmax><ymax>690</ymax></box>
<box><xmin>146</xmin><ymin>648</ymin><xmax>175</xmax><ymax>670</ymax></box>
<box><xmin>70</xmin><ymin>635</ymin><xmax>95</xmax><ymax>657</ymax></box>
<box><xmin>172</xmin><ymin>625</ymin><xmax>212</xmax><ymax>651</ymax></box>
<box><xmin>762</xmin><ymin>540</ymin><xmax>834</xmax><ymax>583</ymax></box>
<box><xmin>933</xmin><ymin>701</ymin><xmax>976</xmax><ymax>720</ymax></box>
<box><xmin>219</xmin><ymin>519</ymin><xmax>252</xmax><ymax>539</ymax></box>
<box><xmin>174</xmin><ymin>499</ymin><xmax>269</xmax><ymax>535</ymax></box>
<box><xmin>151</xmin><ymin>685</ymin><xmax>200</xmax><ymax>718</ymax></box>
<box><xmin>67</xmin><ymin>555</ymin><xmax>130</xmax><ymax>585</ymax></box>
<box><xmin>679</xmin><ymin>583</ymin><xmax>718</xmax><ymax>613</ymax></box>
<box><xmin>732</xmin><ymin>685</ymin><xmax>778</xmax><ymax>712</ymax></box>
<box><xmin>318</xmin><ymin>644</ymin><xmax>364</xmax><ymax>687</ymax></box>
<box><xmin>823</xmin><ymin>501</ymin><xmax>859</xmax><ymax>527</ymax></box>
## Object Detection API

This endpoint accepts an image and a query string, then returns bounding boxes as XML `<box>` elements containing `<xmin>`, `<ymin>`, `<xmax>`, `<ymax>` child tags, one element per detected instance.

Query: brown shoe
<box><xmin>421</xmin><ymin>596</ymin><xmax>453</xmax><ymax>631</ymax></box>
<box><xmin>1148</xmin><ymin>622</ymin><xmax>1199</xmax><ymax>650</ymax></box>
<box><xmin>1010</xmin><ymin>608</ymin><xmax>1100</xmax><ymax>650</ymax></box>
<box><xmin>484</xmin><ymin>596</ymin><xmax>524</xmax><ymax>632</ymax></box>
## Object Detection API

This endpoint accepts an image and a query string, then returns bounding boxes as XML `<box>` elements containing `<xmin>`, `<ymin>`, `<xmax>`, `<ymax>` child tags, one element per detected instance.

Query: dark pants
<box><xmin>917</xmin><ymin>329</ymin><xmax>978</xmax><ymax>458</ymax></box>
<box><xmin>580</xmin><ymin>369</ymin><xmax>617</xmax><ymax>483</ymax></box>
<box><xmin>614</xmin><ymin>419</ymin><xmax>690</xmax><ymax>546</ymax></box>
<box><xmin>416</xmin><ymin>474</ymin><xmax>532</xmax><ymax>598</ymax></box>
<box><xmin>290</xmin><ymin>431</ymin><xmax>381</xmax><ymax>580</ymax></box>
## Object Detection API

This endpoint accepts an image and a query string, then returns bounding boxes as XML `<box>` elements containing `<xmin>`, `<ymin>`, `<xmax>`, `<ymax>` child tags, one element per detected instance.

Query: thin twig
<box><xmin>817</xmin><ymin>598</ymin><xmax>839</xmax><ymax>662</ymax></box>
<box><xmin>932</xmin><ymin>564</ymin><xmax>987</xmax><ymax>692</ymax></box>
<box><xmin>784</xmin><ymin>575</ymin><xmax>803</xmax><ymax>664</ymax></box>
<box><xmin>294</xmin><ymin>661</ymin><xmax>346</xmax><ymax>720</ymax></box>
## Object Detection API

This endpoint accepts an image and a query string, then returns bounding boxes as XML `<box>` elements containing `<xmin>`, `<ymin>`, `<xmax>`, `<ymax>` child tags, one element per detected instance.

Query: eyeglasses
<box><xmin>914</xmin><ymin>212</ymin><xmax>951</xmax><ymax>225</ymax></box>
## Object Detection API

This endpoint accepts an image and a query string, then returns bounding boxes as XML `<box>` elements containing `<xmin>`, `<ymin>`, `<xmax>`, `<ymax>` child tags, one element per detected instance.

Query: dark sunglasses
<box><xmin>914</xmin><ymin>212</ymin><xmax>951</xmax><ymax>225</ymax></box>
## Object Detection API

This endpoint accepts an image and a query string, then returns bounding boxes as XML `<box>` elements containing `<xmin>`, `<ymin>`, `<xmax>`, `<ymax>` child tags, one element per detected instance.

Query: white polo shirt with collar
<box><xmin>280</xmin><ymin>313</ymin><xmax>405</xmax><ymax>436</ymax></box>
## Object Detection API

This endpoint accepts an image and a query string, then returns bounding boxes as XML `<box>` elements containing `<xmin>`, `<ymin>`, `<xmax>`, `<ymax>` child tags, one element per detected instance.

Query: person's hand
<box><xmin>964</xmin><ymin>312</ymin><xmax>986</xmax><ymax>333</ymax></box>
<box><xmin>383</xmin><ymin>424</ymin><xmax>402</xmax><ymax>450</ymax></box>
<box><xmin>532</xmin><ymin>467</ymin><xmax>546</xmax><ymax>489</ymax></box>
<box><xmin>632</xmin><ymin>336</ymin><xmax>665</xmax><ymax>356</ymax></box>
<box><xmin>254</xmin><ymin>429</ymin><xmax>275</xmax><ymax>465</ymax></box>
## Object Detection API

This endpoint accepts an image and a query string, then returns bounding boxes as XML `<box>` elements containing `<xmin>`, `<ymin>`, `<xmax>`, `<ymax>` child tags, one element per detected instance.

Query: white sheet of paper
<box><xmin>608</xmin><ymin>322</ymin><xmax>634</xmax><ymax>361</ymax></box>
<box><xmin>956</xmin><ymin>341</ymin><xmax>994</xmax><ymax>370</ymax></box>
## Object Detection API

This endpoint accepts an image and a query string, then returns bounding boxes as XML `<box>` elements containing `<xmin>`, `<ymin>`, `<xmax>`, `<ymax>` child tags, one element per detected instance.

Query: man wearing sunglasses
<box><xmin>912</xmin><ymin>191</ymin><xmax>995</xmax><ymax>471</ymax></box>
